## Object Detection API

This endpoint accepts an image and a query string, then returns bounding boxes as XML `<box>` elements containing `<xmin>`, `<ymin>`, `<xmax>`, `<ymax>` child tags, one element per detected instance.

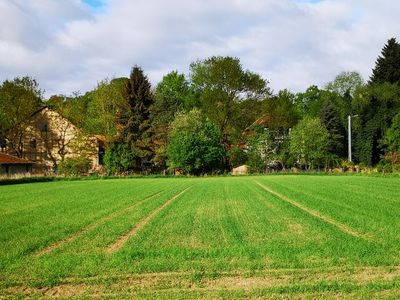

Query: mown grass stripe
<box><xmin>255</xmin><ymin>181</ymin><xmax>370</xmax><ymax>240</ymax></box>
<box><xmin>105</xmin><ymin>186</ymin><xmax>193</xmax><ymax>254</ymax></box>
<box><xmin>36</xmin><ymin>191</ymin><xmax>164</xmax><ymax>256</ymax></box>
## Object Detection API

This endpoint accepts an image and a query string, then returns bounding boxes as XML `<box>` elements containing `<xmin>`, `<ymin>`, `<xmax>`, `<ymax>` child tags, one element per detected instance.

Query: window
<box><xmin>98</xmin><ymin>143</ymin><xmax>105</xmax><ymax>165</ymax></box>
<box><xmin>29</xmin><ymin>139</ymin><xmax>37</xmax><ymax>149</ymax></box>
<box><xmin>41</xmin><ymin>123</ymin><xmax>48</xmax><ymax>132</ymax></box>
<box><xmin>0</xmin><ymin>137</ymin><xmax>6</xmax><ymax>150</ymax></box>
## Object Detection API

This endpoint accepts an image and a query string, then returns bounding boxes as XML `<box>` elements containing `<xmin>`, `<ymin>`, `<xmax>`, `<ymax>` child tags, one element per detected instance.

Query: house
<box><xmin>0</xmin><ymin>153</ymin><xmax>33</xmax><ymax>176</ymax></box>
<box><xmin>3</xmin><ymin>107</ymin><xmax>105</xmax><ymax>173</ymax></box>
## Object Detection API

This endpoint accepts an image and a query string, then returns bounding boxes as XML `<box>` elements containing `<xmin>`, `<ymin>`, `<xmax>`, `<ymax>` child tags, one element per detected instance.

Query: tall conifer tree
<box><xmin>370</xmin><ymin>38</ymin><xmax>400</xmax><ymax>85</ymax></box>
<box><xmin>120</xmin><ymin>66</ymin><xmax>154</xmax><ymax>172</ymax></box>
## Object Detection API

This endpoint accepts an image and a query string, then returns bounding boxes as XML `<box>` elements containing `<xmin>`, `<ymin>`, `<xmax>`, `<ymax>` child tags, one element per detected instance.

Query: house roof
<box><xmin>243</xmin><ymin>115</ymin><xmax>272</xmax><ymax>135</ymax></box>
<box><xmin>0</xmin><ymin>153</ymin><xmax>33</xmax><ymax>165</ymax></box>
<box><xmin>29</xmin><ymin>105</ymin><xmax>49</xmax><ymax>117</ymax></box>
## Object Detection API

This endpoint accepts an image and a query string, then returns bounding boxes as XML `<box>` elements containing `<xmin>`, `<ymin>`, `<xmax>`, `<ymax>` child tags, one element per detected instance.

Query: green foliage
<box><xmin>325</xmin><ymin>71</ymin><xmax>364</xmax><ymax>97</ymax></box>
<box><xmin>294</xmin><ymin>85</ymin><xmax>324</xmax><ymax>118</ymax></box>
<box><xmin>0</xmin><ymin>76</ymin><xmax>43</xmax><ymax>156</ymax></box>
<box><xmin>119</xmin><ymin>66</ymin><xmax>155</xmax><ymax>172</ymax></box>
<box><xmin>3</xmin><ymin>41</ymin><xmax>400</xmax><ymax>172</ymax></box>
<box><xmin>265</xmin><ymin>89</ymin><xmax>299</xmax><ymax>130</ymax></box>
<box><xmin>190</xmin><ymin>56</ymin><xmax>270</xmax><ymax>149</ymax></box>
<box><xmin>150</xmin><ymin>71</ymin><xmax>195</xmax><ymax>170</ymax></box>
<box><xmin>289</xmin><ymin>117</ymin><xmax>331</xmax><ymax>169</ymax></box>
<box><xmin>227</xmin><ymin>146</ymin><xmax>248</xmax><ymax>168</ymax></box>
<box><xmin>86</xmin><ymin>78</ymin><xmax>128</xmax><ymax>141</ymax></box>
<box><xmin>58</xmin><ymin>157</ymin><xmax>91</xmax><ymax>176</ymax></box>
<box><xmin>103</xmin><ymin>142</ymin><xmax>134</xmax><ymax>175</ymax></box>
<box><xmin>234</xmin><ymin>99</ymin><xmax>266</xmax><ymax>137</ymax></box>
<box><xmin>319</xmin><ymin>100</ymin><xmax>345</xmax><ymax>158</ymax></box>
<box><xmin>47</xmin><ymin>93</ymin><xmax>91</xmax><ymax>130</ymax></box>
<box><xmin>246</xmin><ymin>128</ymin><xmax>281</xmax><ymax>173</ymax></box>
<box><xmin>370</xmin><ymin>38</ymin><xmax>400</xmax><ymax>85</ymax></box>
<box><xmin>382</xmin><ymin>112</ymin><xmax>400</xmax><ymax>153</ymax></box>
<box><xmin>0</xmin><ymin>76</ymin><xmax>42</xmax><ymax>131</ymax></box>
<box><xmin>153</xmin><ymin>71</ymin><xmax>196</xmax><ymax>115</ymax></box>
<box><xmin>381</xmin><ymin>113</ymin><xmax>400</xmax><ymax>169</ymax></box>
<box><xmin>167</xmin><ymin>109</ymin><xmax>224</xmax><ymax>175</ymax></box>
<box><xmin>352</xmin><ymin>83</ymin><xmax>400</xmax><ymax>165</ymax></box>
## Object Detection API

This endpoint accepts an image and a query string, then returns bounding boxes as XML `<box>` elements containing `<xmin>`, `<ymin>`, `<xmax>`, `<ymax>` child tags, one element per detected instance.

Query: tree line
<box><xmin>1</xmin><ymin>38</ymin><xmax>400</xmax><ymax>175</ymax></box>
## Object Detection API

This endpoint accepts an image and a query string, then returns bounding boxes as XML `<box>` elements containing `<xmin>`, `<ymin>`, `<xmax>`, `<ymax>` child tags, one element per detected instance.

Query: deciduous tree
<box><xmin>326</xmin><ymin>71</ymin><xmax>364</xmax><ymax>98</ymax></box>
<box><xmin>289</xmin><ymin>117</ymin><xmax>330</xmax><ymax>170</ymax></box>
<box><xmin>0</xmin><ymin>76</ymin><xmax>42</xmax><ymax>157</ymax></box>
<box><xmin>167</xmin><ymin>109</ymin><xmax>224</xmax><ymax>175</ymax></box>
<box><xmin>150</xmin><ymin>71</ymin><xmax>195</xmax><ymax>169</ymax></box>
<box><xmin>190</xmin><ymin>56</ymin><xmax>270</xmax><ymax>157</ymax></box>
<box><xmin>86</xmin><ymin>78</ymin><xmax>128</xmax><ymax>142</ymax></box>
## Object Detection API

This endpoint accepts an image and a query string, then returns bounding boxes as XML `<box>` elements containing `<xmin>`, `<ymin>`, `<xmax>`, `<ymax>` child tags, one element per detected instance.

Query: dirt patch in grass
<box><xmin>105</xmin><ymin>186</ymin><xmax>193</xmax><ymax>254</ymax></box>
<box><xmin>255</xmin><ymin>181</ymin><xmax>371</xmax><ymax>240</ymax></box>
<box><xmin>4</xmin><ymin>266</ymin><xmax>400</xmax><ymax>298</ymax></box>
<box><xmin>35</xmin><ymin>191</ymin><xmax>163</xmax><ymax>257</ymax></box>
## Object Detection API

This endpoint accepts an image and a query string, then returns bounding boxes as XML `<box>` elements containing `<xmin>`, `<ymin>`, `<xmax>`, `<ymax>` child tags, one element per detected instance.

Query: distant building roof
<box><xmin>244</xmin><ymin>115</ymin><xmax>272</xmax><ymax>132</ymax></box>
<box><xmin>0</xmin><ymin>153</ymin><xmax>33</xmax><ymax>165</ymax></box>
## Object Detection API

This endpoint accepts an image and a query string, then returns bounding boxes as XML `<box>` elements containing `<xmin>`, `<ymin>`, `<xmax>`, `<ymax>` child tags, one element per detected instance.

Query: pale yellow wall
<box><xmin>7</xmin><ymin>107</ymin><xmax>101</xmax><ymax>172</ymax></box>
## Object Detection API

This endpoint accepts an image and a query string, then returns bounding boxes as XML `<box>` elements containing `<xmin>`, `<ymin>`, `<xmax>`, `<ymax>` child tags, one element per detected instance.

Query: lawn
<box><xmin>1</xmin><ymin>175</ymin><xmax>400</xmax><ymax>298</ymax></box>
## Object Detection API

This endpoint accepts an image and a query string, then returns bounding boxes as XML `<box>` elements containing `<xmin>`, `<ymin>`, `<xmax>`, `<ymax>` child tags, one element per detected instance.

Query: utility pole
<box><xmin>348</xmin><ymin>115</ymin><xmax>358</xmax><ymax>162</ymax></box>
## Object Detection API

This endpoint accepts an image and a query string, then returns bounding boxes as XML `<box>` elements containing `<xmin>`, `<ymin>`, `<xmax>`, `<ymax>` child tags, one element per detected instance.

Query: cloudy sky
<box><xmin>0</xmin><ymin>0</ymin><xmax>398</xmax><ymax>97</ymax></box>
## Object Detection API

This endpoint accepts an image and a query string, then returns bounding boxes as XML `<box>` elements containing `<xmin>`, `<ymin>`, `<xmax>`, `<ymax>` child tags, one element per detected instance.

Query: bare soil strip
<box><xmin>255</xmin><ymin>181</ymin><xmax>370</xmax><ymax>240</ymax></box>
<box><xmin>4</xmin><ymin>266</ymin><xmax>400</xmax><ymax>298</ymax></box>
<box><xmin>36</xmin><ymin>191</ymin><xmax>163</xmax><ymax>256</ymax></box>
<box><xmin>105</xmin><ymin>186</ymin><xmax>192</xmax><ymax>254</ymax></box>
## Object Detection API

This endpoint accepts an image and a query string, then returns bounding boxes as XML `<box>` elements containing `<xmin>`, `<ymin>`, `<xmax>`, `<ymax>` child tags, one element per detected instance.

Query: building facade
<box><xmin>2</xmin><ymin>107</ymin><xmax>105</xmax><ymax>173</ymax></box>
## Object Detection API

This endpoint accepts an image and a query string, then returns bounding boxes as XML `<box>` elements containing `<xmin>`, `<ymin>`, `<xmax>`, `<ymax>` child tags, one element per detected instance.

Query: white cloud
<box><xmin>0</xmin><ymin>0</ymin><xmax>398</xmax><ymax>97</ymax></box>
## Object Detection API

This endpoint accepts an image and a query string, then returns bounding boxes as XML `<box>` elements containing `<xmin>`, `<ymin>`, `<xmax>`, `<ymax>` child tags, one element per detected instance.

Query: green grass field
<box><xmin>1</xmin><ymin>175</ymin><xmax>400</xmax><ymax>299</ymax></box>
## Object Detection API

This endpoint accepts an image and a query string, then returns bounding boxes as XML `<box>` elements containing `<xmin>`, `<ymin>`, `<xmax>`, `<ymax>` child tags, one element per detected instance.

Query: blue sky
<box><xmin>82</xmin><ymin>0</ymin><xmax>103</xmax><ymax>8</ymax></box>
<box><xmin>0</xmin><ymin>0</ymin><xmax>398</xmax><ymax>96</ymax></box>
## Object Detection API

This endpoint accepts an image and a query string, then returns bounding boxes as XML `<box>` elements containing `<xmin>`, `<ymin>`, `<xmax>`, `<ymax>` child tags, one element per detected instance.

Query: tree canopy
<box><xmin>167</xmin><ymin>109</ymin><xmax>224</xmax><ymax>175</ymax></box>
<box><xmin>190</xmin><ymin>56</ymin><xmax>270</xmax><ymax>148</ymax></box>
<box><xmin>370</xmin><ymin>38</ymin><xmax>400</xmax><ymax>85</ymax></box>
<box><xmin>2</xmin><ymin>38</ymin><xmax>400</xmax><ymax>174</ymax></box>
<box><xmin>289</xmin><ymin>117</ymin><xmax>330</xmax><ymax>170</ymax></box>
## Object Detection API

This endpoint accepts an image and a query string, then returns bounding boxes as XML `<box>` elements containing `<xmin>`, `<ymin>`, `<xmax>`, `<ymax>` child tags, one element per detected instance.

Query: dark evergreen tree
<box><xmin>119</xmin><ymin>66</ymin><xmax>154</xmax><ymax>172</ymax></box>
<box><xmin>353</xmin><ymin>83</ymin><xmax>400</xmax><ymax>165</ymax></box>
<box><xmin>370</xmin><ymin>38</ymin><xmax>400</xmax><ymax>85</ymax></box>
<box><xmin>320</xmin><ymin>100</ymin><xmax>345</xmax><ymax>158</ymax></box>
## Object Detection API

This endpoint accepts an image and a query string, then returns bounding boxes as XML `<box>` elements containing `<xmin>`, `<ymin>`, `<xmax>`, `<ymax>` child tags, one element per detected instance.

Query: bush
<box><xmin>340</xmin><ymin>160</ymin><xmax>355</xmax><ymax>171</ymax></box>
<box><xmin>58</xmin><ymin>157</ymin><xmax>91</xmax><ymax>176</ymax></box>
<box><xmin>377</xmin><ymin>161</ymin><xmax>393</xmax><ymax>173</ymax></box>
<box><xmin>104</xmin><ymin>142</ymin><xmax>135</xmax><ymax>175</ymax></box>
<box><xmin>167</xmin><ymin>109</ymin><xmax>224</xmax><ymax>175</ymax></box>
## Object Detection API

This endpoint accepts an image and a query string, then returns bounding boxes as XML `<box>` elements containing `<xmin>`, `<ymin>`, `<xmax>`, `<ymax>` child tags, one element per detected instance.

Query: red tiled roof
<box><xmin>0</xmin><ymin>153</ymin><xmax>33</xmax><ymax>165</ymax></box>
